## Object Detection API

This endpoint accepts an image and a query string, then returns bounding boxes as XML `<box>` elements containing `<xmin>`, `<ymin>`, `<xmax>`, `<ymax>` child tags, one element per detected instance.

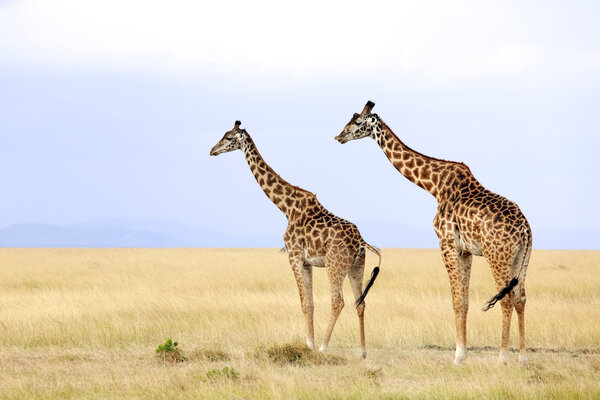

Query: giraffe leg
<box><xmin>514</xmin><ymin>251</ymin><xmax>528</xmax><ymax>364</ymax></box>
<box><xmin>301</xmin><ymin>263</ymin><xmax>315</xmax><ymax>350</ymax></box>
<box><xmin>514</xmin><ymin>286</ymin><xmax>527</xmax><ymax>364</ymax></box>
<box><xmin>440</xmin><ymin>241</ymin><xmax>472</xmax><ymax>365</ymax></box>
<box><xmin>498</xmin><ymin>298</ymin><xmax>513</xmax><ymax>364</ymax></box>
<box><xmin>287</xmin><ymin>250</ymin><xmax>314</xmax><ymax>350</ymax></box>
<box><xmin>348</xmin><ymin>252</ymin><xmax>367</xmax><ymax>358</ymax></box>
<box><xmin>319</xmin><ymin>259</ymin><xmax>347</xmax><ymax>353</ymax></box>
<box><xmin>485</xmin><ymin>251</ymin><xmax>520</xmax><ymax>364</ymax></box>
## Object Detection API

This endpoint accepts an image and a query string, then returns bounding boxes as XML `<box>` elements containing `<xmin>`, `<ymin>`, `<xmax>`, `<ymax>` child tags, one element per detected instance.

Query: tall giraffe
<box><xmin>210</xmin><ymin>121</ymin><xmax>381</xmax><ymax>358</ymax></box>
<box><xmin>335</xmin><ymin>102</ymin><xmax>531</xmax><ymax>365</ymax></box>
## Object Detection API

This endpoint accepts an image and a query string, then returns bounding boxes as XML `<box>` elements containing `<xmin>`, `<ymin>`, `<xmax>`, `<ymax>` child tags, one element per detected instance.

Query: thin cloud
<box><xmin>1</xmin><ymin>0</ymin><xmax>598</xmax><ymax>82</ymax></box>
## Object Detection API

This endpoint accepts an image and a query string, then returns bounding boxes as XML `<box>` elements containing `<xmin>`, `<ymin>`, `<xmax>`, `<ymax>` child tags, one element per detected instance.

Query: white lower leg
<box><xmin>518</xmin><ymin>352</ymin><xmax>528</xmax><ymax>364</ymax></box>
<box><xmin>306</xmin><ymin>338</ymin><xmax>314</xmax><ymax>350</ymax></box>
<box><xmin>498</xmin><ymin>350</ymin><xmax>509</xmax><ymax>365</ymax></box>
<box><xmin>319</xmin><ymin>344</ymin><xmax>327</xmax><ymax>352</ymax></box>
<box><xmin>453</xmin><ymin>344</ymin><xmax>466</xmax><ymax>365</ymax></box>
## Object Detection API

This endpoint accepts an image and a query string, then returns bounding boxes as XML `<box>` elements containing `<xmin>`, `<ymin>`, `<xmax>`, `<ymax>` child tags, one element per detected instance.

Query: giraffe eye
<box><xmin>354</xmin><ymin>121</ymin><xmax>361</xmax><ymax>126</ymax></box>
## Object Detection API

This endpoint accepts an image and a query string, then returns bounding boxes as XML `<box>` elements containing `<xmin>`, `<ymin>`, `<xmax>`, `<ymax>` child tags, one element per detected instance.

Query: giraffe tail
<box><xmin>355</xmin><ymin>243</ymin><xmax>381</xmax><ymax>308</ymax></box>
<box><xmin>481</xmin><ymin>226</ymin><xmax>531</xmax><ymax>312</ymax></box>
<box><xmin>481</xmin><ymin>278</ymin><xmax>518</xmax><ymax>312</ymax></box>
<box><xmin>363</xmin><ymin>243</ymin><xmax>382</xmax><ymax>267</ymax></box>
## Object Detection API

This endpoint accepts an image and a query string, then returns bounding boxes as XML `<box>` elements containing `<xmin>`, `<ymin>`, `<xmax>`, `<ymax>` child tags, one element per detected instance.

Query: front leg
<box><xmin>439</xmin><ymin>237</ymin><xmax>472</xmax><ymax>364</ymax></box>
<box><xmin>287</xmin><ymin>249</ymin><xmax>315</xmax><ymax>350</ymax></box>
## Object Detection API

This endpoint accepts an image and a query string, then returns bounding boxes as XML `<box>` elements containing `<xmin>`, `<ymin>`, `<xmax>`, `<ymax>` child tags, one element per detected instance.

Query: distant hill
<box><xmin>0</xmin><ymin>222</ymin><xmax>189</xmax><ymax>247</ymax></box>
<box><xmin>0</xmin><ymin>219</ymin><xmax>281</xmax><ymax>248</ymax></box>
<box><xmin>0</xmin><ymin>219</ymin><xmax>597</xmax><ymax>249</ymax></box>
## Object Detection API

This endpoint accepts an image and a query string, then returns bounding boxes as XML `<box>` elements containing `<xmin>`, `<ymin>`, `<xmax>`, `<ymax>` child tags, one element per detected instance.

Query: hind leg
<box><xmin>514</xmin><ymin>247</ymin><xmax>529</xmax><ymax>364</ymax></box>
<box><xmin>287</xmin><ymin>249</ymin><xmax>315</xmax><ymax>350</ymax></box>
<box><xmin>485</xmin><ymin>252</ymin><xmax>518</xmax><ymax>364</ymax></box>
<box><xmin>319</xmin><ymin>257</ymin><xmax>348</xmax><ymax>353</ymax></box>
<box><xmin>514</xmin><ymin>286</ymin><xmax>527</xmax><ymax>364</ymax></box>
<box><xmin>348</xmin><ymin>252</ymin><xmax>367</xmax><ymax>358</ymax></box>
<box><xmin>498</xmin><ymin>298</ymin><xmax>513</xmax><ymax>364</ymax></box>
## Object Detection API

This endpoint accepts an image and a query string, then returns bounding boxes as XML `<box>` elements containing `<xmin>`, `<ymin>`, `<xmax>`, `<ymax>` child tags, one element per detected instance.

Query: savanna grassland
<box><xmin>0</xmin><ymin>248</ymin><xmax>598</xmax><ymax>399</ymax></box>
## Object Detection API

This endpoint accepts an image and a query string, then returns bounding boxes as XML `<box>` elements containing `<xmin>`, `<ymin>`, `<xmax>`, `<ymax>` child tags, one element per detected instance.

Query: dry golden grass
<box><xmin>0</xmin><ymin>248</ymin><xmax>599</xmax><ymax>399</ymax></box>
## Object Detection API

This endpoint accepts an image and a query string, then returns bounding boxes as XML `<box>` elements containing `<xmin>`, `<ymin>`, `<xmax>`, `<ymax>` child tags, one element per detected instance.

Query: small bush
<box><xmin>205</xmin><ymin>366</ymin><xmax>240</xmax><ymax>380</ymax></box>
<box><xmin>255</xmin><ymin>342</ymin><xmax>346</xmax><ymax>366</ymax></box>
<box><xmin>155</xmin><ymin>338</ymin><xmax>187</xmax><ymax>363</ymax></box>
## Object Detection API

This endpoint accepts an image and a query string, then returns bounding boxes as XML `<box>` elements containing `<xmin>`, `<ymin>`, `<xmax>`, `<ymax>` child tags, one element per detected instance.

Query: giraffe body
<box><xmin>211</xmin><ymin>121</ymin><xmax>381</xmax><ymax>357</ymax></box>
<box><xmin>336</xmin><ymin>102</ymin><xmax>531</xmax><ymax>364</ymax></box>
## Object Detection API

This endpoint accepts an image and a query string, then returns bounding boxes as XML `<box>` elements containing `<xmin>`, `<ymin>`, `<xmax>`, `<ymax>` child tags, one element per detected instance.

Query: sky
<box><xmin>0</xmin><ymin>0</ymin><xmax>599</xmax><ymax>248</ymax></box>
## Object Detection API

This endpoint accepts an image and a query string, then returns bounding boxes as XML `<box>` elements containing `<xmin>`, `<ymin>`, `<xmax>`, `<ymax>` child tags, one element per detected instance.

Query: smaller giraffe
<box><xmin>336</xmin><ymin>102</ymin><xmax>531</xmax><ymax>365</ymax></box>
<box><xmin>210</xmin><ymin>121</ymin><xmax>381</xmax><ymax>358</ymax></box>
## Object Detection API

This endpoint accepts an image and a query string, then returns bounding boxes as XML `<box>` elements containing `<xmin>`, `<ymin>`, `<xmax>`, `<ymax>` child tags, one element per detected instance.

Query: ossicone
<box><xmin>363</xmin><ymin>100</ymin><xmax>375</xmax><ymax>114</ymax></box>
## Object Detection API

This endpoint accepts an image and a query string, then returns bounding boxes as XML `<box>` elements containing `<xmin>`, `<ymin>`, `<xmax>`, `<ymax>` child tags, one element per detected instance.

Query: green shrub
<box><xmin>155</xmin><ymin>338</ymin><xmax>186</xmax><ymax>363</ymax></box>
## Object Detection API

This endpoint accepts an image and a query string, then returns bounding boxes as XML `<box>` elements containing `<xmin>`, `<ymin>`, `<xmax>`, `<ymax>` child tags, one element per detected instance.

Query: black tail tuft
<box><xmin>355</xmin><ymin>267</ymin><xmax>380</xmax><ymax>308</ymax></box>
<box><xmin>482</xmin><ymin>278</ymin><xmax>518</xmax><ymax>312</ymax></box>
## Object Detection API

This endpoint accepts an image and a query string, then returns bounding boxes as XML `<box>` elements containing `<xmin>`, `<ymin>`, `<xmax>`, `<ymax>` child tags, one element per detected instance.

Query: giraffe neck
<box><xmin>374</xmin><ymin>122</ymin><xmax>463</xmax><ymax>198</ymax></box>
<box><xmin>242</xmin><ymin>135</ymin><xmax>309</xmax><ymax>218</ymax></box>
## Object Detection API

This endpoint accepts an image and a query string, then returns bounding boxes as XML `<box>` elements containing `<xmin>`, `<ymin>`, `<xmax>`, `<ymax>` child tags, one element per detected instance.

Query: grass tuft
<box><xmin>204</xmin><ymin>366</ymin><xmax>240</xmax><ymax>381</ymax></box>
<box><xmin>363</xmin><ymin>367</ymin><xmax>383</xmax><ymax>382</ymax></box>
<box><xmin>255</xmin><ymin>342</ymin><xmax>346</xmax><ymax>366</ymax></box>
<box><xmin>190</xmin><ymin>348</ymin><xmax>230</xmax><ymax>362</ymax></box>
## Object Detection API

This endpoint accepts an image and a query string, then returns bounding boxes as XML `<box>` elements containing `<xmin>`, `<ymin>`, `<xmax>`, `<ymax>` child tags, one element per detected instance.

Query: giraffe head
<box><xmin>210</xmin><ymin>120</ymin><xmax>247</xmax><ymax>156</ymax></box>
<box><xmin>335</xmin><ymin>101</ymin><xmax>381</xmax><ymax>144</ymax></box>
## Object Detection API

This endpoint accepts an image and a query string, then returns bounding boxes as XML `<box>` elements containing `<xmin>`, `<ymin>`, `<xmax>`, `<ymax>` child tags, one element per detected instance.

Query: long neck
<box><xmin>242</xmin><ymin>135</ymin><xmax>307</xmax><ymax>218</ymax></box>
<box><xmin>374</xmin><ymin>122</ymin><xmax>459</xmax><ymax>198</ymax></box>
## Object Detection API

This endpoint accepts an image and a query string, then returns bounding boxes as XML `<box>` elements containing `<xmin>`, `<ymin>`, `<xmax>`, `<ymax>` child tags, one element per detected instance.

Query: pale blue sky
<box><xmin>0</xmin><ymin>0</ymin><xmax>598</xmax><ymax>248</ymax></box>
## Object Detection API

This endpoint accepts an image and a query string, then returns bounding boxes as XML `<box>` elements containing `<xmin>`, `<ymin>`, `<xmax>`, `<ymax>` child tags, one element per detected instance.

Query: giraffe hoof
<box><xmin>361</xmin><ymin>350</ymin><xmax>367</xmax><ymax>359</ymax></box>
<box><xmin>319</xmin><ymin>345</ymin><xmax>327</xmax><ymax>353</ymax></box>
<box><xmin>497</xmin><ymin>353</ymin><xmax>509</xmax><ymax>365</ymax></box>
<box><xmin>518</xmin><ymin>354</ymin><xmax>528</xmax><ymax>365</ymax></box>
<box><xmin>453</xmin><ymin>347</ymin><xmax>466</xmax><ymax>365</ymax></box>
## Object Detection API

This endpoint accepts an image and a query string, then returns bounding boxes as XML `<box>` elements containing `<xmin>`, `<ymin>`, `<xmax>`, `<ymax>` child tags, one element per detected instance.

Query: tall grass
<box><xmin>0</xmin><ymin>248</ymin><xmax>598</xmax><ymax>399</ymax></box>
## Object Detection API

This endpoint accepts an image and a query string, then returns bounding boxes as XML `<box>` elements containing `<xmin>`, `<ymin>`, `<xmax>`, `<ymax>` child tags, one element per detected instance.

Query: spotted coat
<box><xmin>211</xmin><ymin>121</ymin><xmax>381</xmax><ymax>358</ymax></box>
<box><xmin>337</xmin><ymin>102</ymin><xmax>531</xmax><ymax>365</ymax></box>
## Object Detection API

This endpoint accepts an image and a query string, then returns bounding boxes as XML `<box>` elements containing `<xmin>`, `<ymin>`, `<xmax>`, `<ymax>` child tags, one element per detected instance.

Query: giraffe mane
<box><xmin>269</xmin><ymin>169</ymin><xmax>314</xmax><ymax>197</ymax></box>
<box><xmin>245</xmin><ymin>134</ymin><xmax>314</xmax><ymax>198</ymax></box>
<box><xmin>379</xmin><ymin>119</ymin><xmax>472</xmax><ymax>173</ymax></box>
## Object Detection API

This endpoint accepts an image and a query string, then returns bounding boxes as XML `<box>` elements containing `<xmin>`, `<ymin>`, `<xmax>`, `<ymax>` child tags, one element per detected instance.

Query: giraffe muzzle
<box><xmin>334</xmin><ymin>133</ymin><xmax>348</xmax><ymax>144</ymax></box>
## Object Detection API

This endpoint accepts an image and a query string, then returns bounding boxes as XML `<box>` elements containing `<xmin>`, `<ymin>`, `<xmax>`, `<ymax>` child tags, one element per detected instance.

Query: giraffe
<box><xmin>335</xmin><ymin>101</ymin><xmax>531</xmax><ymax>365</ymax></box>
<box><xmin>210</xmin><ymin>121</ymin><xmax>381</xmax><ymax>358</ymax></box>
